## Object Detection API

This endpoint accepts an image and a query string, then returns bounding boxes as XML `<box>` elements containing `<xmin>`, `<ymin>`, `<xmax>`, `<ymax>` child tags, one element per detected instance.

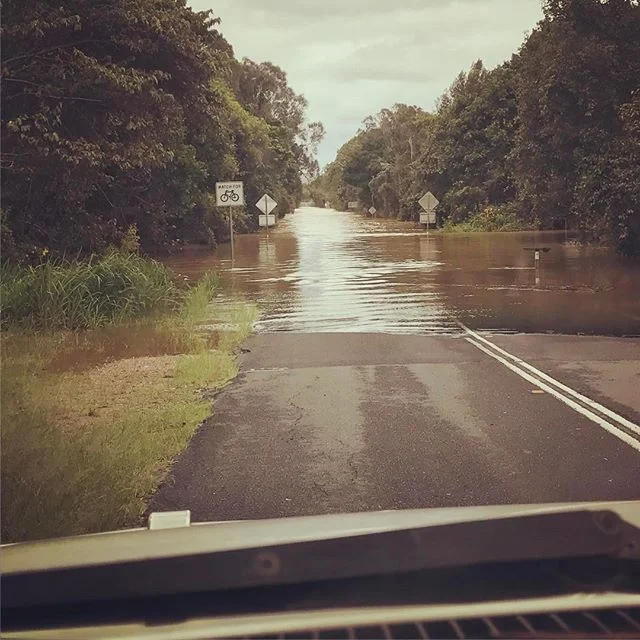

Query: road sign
<box><xmin>256</xmin><ymin>193</ymin><xmax>277</xmax><ymax>215</ymax></box>
<box><xmin>259</xmin><ymin>214</ymin><xmax>276</xmax><ymax>227</ymax></box>
<box><xmin>420</xmin><ymin>211</ymin><xmax>437</xmax><ymax>225</ymax></box>
<box><xmin>418</xmin><ymin>191</ymin><xmax>439</xmax><ymax>212</ymax></box>
<box><xmin>419</xmin><ymin>191</ymin><xmax>438</xmax><ymax>232</ymax></box>
<box><xmin>216</xmin><ymin>181</ymin><xmax>244</xmax><ymax>207</ymax></box>
<box><xmin>348</xmin><ymin>201</ymin><xmax>358</xmax><ymax>210</ymax></box>
<box><xmin>369</xmin><ymin>207</ymin><xmax>376</xmax><ymax>215</ymax></box>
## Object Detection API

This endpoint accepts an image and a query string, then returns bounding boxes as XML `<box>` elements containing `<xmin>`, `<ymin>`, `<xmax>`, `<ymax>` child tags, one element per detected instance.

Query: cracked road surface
<box><xmin>150</xmin><ymin>333</ymin><xmax>640</xmax><ymax>521</ymax></box>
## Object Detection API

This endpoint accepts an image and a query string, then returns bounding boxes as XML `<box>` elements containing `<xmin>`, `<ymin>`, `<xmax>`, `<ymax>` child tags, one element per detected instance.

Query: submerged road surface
<box><xmin>153</xmin><ymin>208</ymin><xmax>640</xmax><ymax>519</ymax></box>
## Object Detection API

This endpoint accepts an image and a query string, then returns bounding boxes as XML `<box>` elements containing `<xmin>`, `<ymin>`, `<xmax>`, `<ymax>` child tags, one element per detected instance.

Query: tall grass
<box><xmin>1</xmin><ymin>251</ymin><xmax>180</xmax><ymax>330</ymax></box>
<box><xmin>179</xmin><ymin>271</ymin><xmax>220</xmax><ymax>325</ymax></box>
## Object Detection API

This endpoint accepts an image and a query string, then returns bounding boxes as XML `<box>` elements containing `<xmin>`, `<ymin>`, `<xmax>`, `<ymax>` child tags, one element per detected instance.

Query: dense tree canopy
<box><xmin>313</xmin><ymin>0</ymin><xmax>639</xmax><ymax>255</ymax></box>
<box><xmin>1</xmin><ymin>0</ymin><xmax>323</xmax><ymax>259</ymax></box>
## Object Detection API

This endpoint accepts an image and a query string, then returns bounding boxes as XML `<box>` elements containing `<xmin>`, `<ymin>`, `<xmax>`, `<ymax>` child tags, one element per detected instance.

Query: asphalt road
<box><xmin>150</xmin><ymin>332</ymin><xmax>640</xmax><ymax>521</ymax></box>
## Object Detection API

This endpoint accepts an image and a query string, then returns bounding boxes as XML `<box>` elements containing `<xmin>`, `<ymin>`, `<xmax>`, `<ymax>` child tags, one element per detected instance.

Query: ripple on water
<box><xmin>164</xmin><ymin>207</ymin><xmax>640</xmax><ymax>337</ymax></box>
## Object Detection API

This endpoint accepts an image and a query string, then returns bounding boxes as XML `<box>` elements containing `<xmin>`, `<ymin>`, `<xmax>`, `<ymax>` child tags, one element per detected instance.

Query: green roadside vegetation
<box><xmin>1</xmin><ymin>250</ymin><xmax>180</xmax><ymax>331</ymax></box>
<box><xmin>1</xmin><ymin>0</ymin><xmax>322</xmax><ymax>543</ymax></box>
<box><xmin>440</xmin><ymin>204</ymin><xmax>528</xmax><ymax>233</ymax></box>
<box><xmin>1</xmin><ymin>1</ymin><xmax>324</xmax><ymax>262</ymax></box>
<box><xmin>309</xmin><ymin>0</ymin><xmax>640</xmax><ymax>255</ymax></box>
<box><xmin>1</xmin><ymin>254</ymin><xmax>256</xmax><ymax>543</ymax></box>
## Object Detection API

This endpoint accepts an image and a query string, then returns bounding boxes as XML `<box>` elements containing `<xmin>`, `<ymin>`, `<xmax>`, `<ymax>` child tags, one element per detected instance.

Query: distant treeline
<box><xmin>310</xmin><ymin>0</ymin><xmax>640</xmax><ymax>255</ymax></box>
<box><xmin>1</xmin><ymin>0</ymin><xmax>324</xmax><ymax>260</ymax></box>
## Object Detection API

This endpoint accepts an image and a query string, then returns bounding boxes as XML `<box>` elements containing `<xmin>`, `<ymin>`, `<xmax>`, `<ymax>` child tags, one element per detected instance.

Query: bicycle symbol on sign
<box><xmin>219</xmin><ymin>189</ymin><xmax>240</xmax><ymax>203</ymax></box>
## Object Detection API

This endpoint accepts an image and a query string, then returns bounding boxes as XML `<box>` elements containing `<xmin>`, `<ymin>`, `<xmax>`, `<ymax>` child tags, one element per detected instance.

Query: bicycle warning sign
<box><xmin>216</xmin><ymin>181</ymin><xmax>244</xmax><ymax>207</ymax></box>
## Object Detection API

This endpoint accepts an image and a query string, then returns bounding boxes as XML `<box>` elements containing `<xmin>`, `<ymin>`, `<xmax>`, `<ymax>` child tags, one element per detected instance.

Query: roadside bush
<box><xmin>0</xmin><ymin>251</ymin><xmax>180</xmax><ymax>330</ymax></box>
<box><xmin>443</xmin><ymin>203</ymin><xmax>525</xmax><ymax>232</ymax></box>
<box><xmin>440</xmin><ymin>185</ymin><xmax>486</xmax><ymax>223</ymax></box>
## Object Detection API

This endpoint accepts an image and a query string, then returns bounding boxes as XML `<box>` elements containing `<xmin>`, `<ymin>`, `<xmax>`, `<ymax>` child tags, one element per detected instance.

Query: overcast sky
<box><xmin>188</xmin><ymin>0</ymin><xmax>544</xmax><ymax>167</ymax></box>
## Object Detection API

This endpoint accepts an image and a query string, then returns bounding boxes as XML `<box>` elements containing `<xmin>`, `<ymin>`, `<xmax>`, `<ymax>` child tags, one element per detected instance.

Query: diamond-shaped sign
<box><xmin>256</xmin><ymin>193</ymin><xmax>277</xmax><ymax>215</ymax></box>
<box><xmin>369</xmin><ymin>207</ymin><xmax>376</xmax><ymax>215</ymax></box>
<box><xmin>418</xmin><ymin>191</ymin><xmax>439</xmax><ymax>212</ymax></box>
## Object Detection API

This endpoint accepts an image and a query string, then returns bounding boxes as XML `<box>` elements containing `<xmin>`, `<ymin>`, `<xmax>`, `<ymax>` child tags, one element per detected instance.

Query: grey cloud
<box><xmin>212</xmin><ymin>0</ymin><xmax>462</xmax><ymax>20</ymax></box>
<box><xmin>189</xmin><ymin>0</ymin><xmax>543</xmax><ymax>165</ymax></box>
<box><xmin>328</xmin><ymin>39</ymin><xmax>440</xmax><ymax>83</ymax></box>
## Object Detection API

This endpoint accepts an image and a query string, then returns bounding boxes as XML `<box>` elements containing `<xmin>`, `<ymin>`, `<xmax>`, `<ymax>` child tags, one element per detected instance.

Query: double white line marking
<box><xmin>458</xmin><ymin>322</ymin><xmax>640</xmax><ymax>453</ymax></box>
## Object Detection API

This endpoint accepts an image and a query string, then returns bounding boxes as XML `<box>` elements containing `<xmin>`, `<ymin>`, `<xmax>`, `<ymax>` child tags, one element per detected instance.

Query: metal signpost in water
<box><xmin>216</xmin><ymin>181</ymin><xmax>244</xmax><ymax>260</ymax></box>
<box><xmin>418</xmin><ymin>191</ymin><xmax>439</xmax><ymax>235</ymax></box>
<box><xmin>523</xmin><ymin>246</ymin><xmax>551</xmax><ymax>287</ymax></box>
<box><xmin>256</xmin><ymin>193</ymin><xmax>278</xmax><ymax>236</ymax></box>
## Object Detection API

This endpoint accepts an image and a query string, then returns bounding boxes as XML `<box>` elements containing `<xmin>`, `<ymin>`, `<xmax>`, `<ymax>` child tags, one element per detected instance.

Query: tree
<box><xmin>1</xmin><ymin>0</ymin><xmax>236</xmax><ymax>256</ymax></box>
<box><xmin>297</xmin><ymin>121</ymin><xmax>325</xmax><ymax>181</ymax></box>
<box><xmin>515</xmin><ymin>0</ymin><xmax>640</xmax><ymax>252</ymax></box>
<box><xmin>433</xmin><ymin>60</ymin><xmax>518</xmax><ymax>222</ymax></box>
<box><xmin>1</xmin><ymin>1</ymin><xmax>324</xmax><ymax>258</ymax></box>
<box><xmin>573</xmin><ymin>90</ymin><xmax>640</xmax><ymax>254</ymax></box>
<box><xmin>235</xmin><ymin>59</ymin><xmax>306</xmax><ymax>133</ymax></box>
<box><xmin>233</xmin><ymin>58</ymin><xmax>324</xmax><ymax>215</ymax></box>
<box><xmin>375</xmin><ymin>104</ymin><xmax>433</xmax><ymax>219</ymax></box>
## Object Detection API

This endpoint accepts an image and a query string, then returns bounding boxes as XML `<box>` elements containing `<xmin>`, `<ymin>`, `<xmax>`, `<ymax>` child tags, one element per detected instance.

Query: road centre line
<box><xmin>462</xmin><ymin>336</ymin><xmax>640</xmax><ymax>453</ymax></box>
<box><xmin>457</xmin><ymin>321</ymin><xmax>640</xmax><ymax>438</ymax></box>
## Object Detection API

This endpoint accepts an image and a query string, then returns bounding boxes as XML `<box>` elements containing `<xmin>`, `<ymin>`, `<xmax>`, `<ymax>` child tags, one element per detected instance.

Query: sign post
<box><xmin>216</xmin><ymin>181</ymin><xmax>244</xmax><ymax>261</ymax></box>
<box><xmin>523</xmin><ymin>247</ymin><xmax>550</xmax><ymax>288</ymax></box>
<box><xmin>229</xmin><ymin>208</ymin><xmax>233</xmax><ymax>259</ymax></box>
<box><xmin>256</xmin><ymin>193</ymin><xmax>278</xmax><ymax>236</ymax></box>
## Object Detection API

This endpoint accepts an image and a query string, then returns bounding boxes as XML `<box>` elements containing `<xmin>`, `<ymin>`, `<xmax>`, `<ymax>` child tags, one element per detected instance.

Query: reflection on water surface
<box><xmin>165</xmin><ymin>207</ymin><xmax>640</xmax><ymax>337</ymax></box>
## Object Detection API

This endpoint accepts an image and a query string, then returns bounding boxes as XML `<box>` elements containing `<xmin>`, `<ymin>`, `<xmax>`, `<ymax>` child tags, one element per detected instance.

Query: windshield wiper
<box><xmin>5</xmin><ymin>508</ymin><xmax>640</xmax><ymax>609</ymax></box>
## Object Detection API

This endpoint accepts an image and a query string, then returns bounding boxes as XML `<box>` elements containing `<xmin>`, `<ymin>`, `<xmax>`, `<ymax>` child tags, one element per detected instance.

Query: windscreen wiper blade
<box><xmin>4</xmin><ymin>509</ymin><xmax>640</xmax><ymax>609</ymax></box>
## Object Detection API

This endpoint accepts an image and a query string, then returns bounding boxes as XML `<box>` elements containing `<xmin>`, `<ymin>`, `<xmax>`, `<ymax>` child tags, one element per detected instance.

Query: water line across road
<box><xmin>153</xmin><ymin>208</ymin><xmax>640</xmax><ymax>519</ymax></box>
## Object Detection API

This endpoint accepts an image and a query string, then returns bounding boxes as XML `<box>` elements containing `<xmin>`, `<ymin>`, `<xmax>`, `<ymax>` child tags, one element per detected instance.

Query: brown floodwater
<box><xmin>164</xmin><ymin>207</ymin><xmax>640</xmax><ymax>337</ymax></box>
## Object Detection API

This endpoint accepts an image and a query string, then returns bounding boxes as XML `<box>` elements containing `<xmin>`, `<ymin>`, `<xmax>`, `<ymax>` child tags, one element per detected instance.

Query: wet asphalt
<box><xmin>150</xmin><ymin>333</ymin><xmax>640</xmax><ymax>521</ymax></box>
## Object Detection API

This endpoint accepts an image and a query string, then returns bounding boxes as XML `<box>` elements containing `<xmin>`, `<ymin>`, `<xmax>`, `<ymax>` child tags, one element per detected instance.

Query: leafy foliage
<box><xmin>442</xmin><ymin>203</ymin><xmax>524</xmax><ymax>232</ymax></box>
<box><xmin>515</xmin><ymin>0</ymin><xmax>640</xmax><ymax>252</ymax></box>
<box><xmin>1</xmin><ymin>0</ymin><xmax>323</xmax><ymax>259</ymax></box>
<box><xmin>313</xmin><ymin>0</ymin><xmax>639</xmax><ymax>254</ymax></box>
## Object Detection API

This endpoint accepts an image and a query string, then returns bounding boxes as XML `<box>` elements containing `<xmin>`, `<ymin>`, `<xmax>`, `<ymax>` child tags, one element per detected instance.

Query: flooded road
<box><xmin>166</xmin><ymin>207</ymin><xmax>640</xmax><ymax>336</ymax></box>
<box><xmin>154</xmin><ymin>207</ymin><xmax>640</xmax><ymax>519</ymax></box>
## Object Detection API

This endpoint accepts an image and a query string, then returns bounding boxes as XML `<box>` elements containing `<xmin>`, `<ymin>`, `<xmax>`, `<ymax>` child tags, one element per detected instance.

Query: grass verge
<box><xmin>1</xmin><ymin>267</ymin><xmax>257</xmax><ymax>543</ymax></box>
